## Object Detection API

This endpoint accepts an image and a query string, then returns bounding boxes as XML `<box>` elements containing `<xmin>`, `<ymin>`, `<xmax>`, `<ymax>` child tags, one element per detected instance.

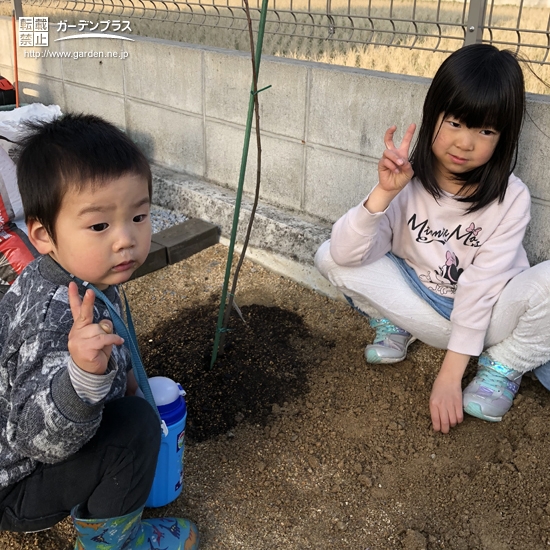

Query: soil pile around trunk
<box><xmin>2</xmin><ymin>244</ymin><xmax>550</xmax><ymax>550</ymax></box>
<box><xmin>141</xmin><ymin>303</ymin><xmax>323</xmax><ymax>442</ymax></box>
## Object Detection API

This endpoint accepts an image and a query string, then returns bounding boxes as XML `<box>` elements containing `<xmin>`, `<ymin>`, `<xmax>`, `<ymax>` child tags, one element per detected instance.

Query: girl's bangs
<box><xmin>444</xmin><ymin>85</ymin><xmax>507</xmax><ymax>132</ymax></box>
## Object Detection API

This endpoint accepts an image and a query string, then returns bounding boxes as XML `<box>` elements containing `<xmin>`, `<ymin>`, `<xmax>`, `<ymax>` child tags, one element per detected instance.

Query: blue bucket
<box><xmin>145</xmin><ymin>377</ymin><xmax>187</xmax><ymax>508</ymax></box>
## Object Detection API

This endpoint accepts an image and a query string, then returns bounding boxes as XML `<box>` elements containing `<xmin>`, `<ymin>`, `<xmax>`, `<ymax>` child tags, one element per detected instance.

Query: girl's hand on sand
<box><xmin>429</xmin><ymin>373</ymin><xmax>464</xmax><ymax>433</ymax></box>
<box><xmin>378</xmin><ymin>123</ymin><xmax>416</xmax><ymax>193</ymax></box>
<box><xmin>429</xmin><ymin>351</ymin><xmax>469</xmax><ymax>433</ymax></box>
<box><xmin>68</xmin><ymin>282</ymin><xmax>124</xmax><ymax>375</ymax></box>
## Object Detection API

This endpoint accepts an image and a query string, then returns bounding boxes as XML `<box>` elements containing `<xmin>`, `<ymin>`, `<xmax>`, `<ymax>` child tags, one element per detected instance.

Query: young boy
<box><xmin>0</xmin><ymin>114</ymin><xmax>199</xmax><ymax>549</ymax></box>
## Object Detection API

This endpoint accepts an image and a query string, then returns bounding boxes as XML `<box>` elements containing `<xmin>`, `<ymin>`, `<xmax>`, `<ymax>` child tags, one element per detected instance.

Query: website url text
<box><xmin>24</xmin><ymin>50</ymin><xmax>129</xmax><ymax>60</ymax></box>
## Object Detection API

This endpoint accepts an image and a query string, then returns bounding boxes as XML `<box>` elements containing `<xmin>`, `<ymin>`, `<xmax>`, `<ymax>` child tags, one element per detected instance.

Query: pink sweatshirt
<box><xmin>329</xmin><ymin>175</ymin><xmax>531</xmax><ymax>356</ymax></box>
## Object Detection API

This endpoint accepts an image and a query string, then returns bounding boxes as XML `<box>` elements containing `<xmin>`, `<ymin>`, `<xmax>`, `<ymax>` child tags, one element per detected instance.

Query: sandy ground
<box><xmin>2</xmin><ymin>243</ymin><xmax>550</xmax><ymax>550</ymax></box>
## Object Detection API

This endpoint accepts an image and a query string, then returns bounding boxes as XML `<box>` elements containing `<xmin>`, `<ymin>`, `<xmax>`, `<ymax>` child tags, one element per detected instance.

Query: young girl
<box><xmin>315</xmin><ymin>43</ymin><xmax>550</xmax><ymax>434</ymax></box>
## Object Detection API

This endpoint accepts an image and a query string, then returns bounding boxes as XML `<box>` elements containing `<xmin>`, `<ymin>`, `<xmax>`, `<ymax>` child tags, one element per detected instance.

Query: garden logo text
<box><xmin>18</xmin><ymin>17</ymin><xmax>134</xmax><ymax>49</ymax></box>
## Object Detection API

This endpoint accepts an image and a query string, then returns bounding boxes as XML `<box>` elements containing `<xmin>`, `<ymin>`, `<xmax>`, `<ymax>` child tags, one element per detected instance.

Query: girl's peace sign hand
<box><xmin>378</xmin><ymin>123</ymin><xmax>416</xmax><ymax>193</ymax></box>
<box><xmin>67</xmin><ymin>282</ymin><xmax>124</xmax><ymax>375</ymax></box>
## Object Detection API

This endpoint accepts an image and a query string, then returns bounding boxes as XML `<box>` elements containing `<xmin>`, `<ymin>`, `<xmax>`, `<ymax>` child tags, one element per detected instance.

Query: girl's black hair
<box><xmin>15</xmin><ymin>113</ymin><xmax>152</xmax><ymax>243</ymax></box>
<box><xmin>410</xmin><ymin>43</ymin><xmax>525</xmax><ymax>213</ymax></box>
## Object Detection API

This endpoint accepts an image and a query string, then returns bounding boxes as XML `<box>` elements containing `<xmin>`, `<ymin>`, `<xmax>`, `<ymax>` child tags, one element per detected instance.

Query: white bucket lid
<box><xmin>148</xmin><ymin>376</ymin><xmax>182</xmax><ymax>406</ymax></box>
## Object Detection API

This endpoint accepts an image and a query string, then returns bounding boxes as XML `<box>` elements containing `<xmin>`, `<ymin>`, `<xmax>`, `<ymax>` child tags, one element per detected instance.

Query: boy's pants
<box><xmin>0</xmin><ymin>396</ymin><xmax>161</xmax><ymax>533</ymax></box>
<box><xmin>315</xmin><ymin>240</ymin><xmax>550</xmax><ymax>379</ymax></box>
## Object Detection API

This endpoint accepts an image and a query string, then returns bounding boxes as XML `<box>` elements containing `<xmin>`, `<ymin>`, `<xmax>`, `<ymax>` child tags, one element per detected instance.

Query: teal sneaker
<box><xmin>365</xmin><ymin>318</ymin><xmax>416</xmax><ymax>364</ymax></box>
<box><xmin>463</xmin><ymin>354</ymin><xmax>522</xmax><ymax>422</ymax></box>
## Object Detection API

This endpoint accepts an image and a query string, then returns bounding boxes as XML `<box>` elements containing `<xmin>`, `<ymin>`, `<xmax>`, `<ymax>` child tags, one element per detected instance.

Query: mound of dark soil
<box><xmin>139</xmin><ymin>303</ymin><xmax>332</xmax><ymax>442</ymax></box>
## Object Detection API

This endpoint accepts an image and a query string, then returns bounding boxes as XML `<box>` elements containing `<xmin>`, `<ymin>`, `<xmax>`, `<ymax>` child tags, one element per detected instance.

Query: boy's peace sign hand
<box><xmin>378</xmin><ymin>123</ymin><xmax>416</xmax><ymax>193</ymax></box>
<box><xmin>67</xmin><ymin>282</ymin><xmax>124</xmax><ymax>375</ymax></box>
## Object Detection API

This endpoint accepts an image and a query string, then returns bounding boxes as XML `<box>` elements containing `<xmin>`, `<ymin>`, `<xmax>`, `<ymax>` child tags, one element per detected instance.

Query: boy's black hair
<box><xmin>410</xmin><ymin>44</ymin><xmax>525</xmax><ymax>213</ymax></box>
<box><xmin>15</xmin><ymin>113</ymin><xmax>152</xmax><ymax>242</ymax></box>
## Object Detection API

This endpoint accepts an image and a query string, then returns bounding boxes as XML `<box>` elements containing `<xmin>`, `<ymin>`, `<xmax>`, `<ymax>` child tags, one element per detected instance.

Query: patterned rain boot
<box><xmin>365</xmin><ymin>318</ymin><xmax>417</xmax><ymax>364</ymax></box>
<box><xmin>463</xmin><ymin>353</ymin><xmax>522</xmax><ymax>422</ymax></box>
<box><xmin>72</xmin><ymin>503</ymin><xmax>199</xmax><ymax>549</ymax></box>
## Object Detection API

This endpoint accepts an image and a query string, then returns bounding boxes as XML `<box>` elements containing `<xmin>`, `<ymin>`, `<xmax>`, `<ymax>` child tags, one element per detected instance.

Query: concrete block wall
<box><xmin>1</xmin><ymin>15</ymin><xmax>550</xmax><ymax>280</ymax></box>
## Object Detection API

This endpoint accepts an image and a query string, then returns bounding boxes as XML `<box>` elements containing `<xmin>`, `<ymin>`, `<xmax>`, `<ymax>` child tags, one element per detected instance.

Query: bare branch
<box><xmin>219</xmin><ymin>0</ymin><xmax>263</xmax><ymax>352</ymax></box>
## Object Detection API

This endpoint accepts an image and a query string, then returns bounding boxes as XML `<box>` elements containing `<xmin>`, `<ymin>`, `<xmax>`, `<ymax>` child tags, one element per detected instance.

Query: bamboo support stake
<box><xmin>211</xmin><ymin>0</ymin><xmax>270</xmax><ymax>368</ymax></box>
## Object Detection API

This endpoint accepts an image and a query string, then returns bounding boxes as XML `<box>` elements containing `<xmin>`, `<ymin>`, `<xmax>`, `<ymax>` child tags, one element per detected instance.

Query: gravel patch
<box><xmin>150</xmin><ymin>205</ymin><xmax>187</xmax><ymax>234</ymax></box>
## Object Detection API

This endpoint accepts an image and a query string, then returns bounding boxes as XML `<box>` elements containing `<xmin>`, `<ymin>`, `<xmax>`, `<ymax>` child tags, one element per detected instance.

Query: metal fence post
<box><xmin>11</xmin><ymin>0</ymin><xmax>23</xmax><ymax>19</ymax></box>
<box><xmin>464</xmin><ymin>0</ymin><xmax>487</xmax><ymax>46</ymax></box>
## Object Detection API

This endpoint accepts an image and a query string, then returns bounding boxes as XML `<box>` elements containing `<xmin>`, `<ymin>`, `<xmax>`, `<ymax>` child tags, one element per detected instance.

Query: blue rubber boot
<box><xmin>72</xmin><ymin>504</ymin><xmax>199</xmax><ymax>549</ymax></box>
